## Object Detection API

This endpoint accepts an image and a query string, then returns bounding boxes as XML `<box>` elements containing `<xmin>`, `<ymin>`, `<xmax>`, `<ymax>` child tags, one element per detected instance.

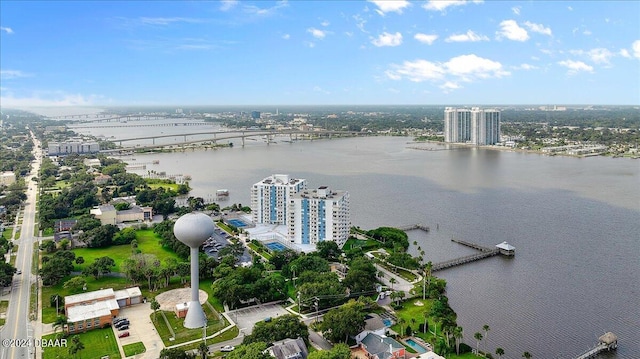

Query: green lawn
<box><xmin>179</xmin><ymin>326</ymin><xmax>239</xmax><ymax>352</ymax></box>
<box><xmin>123</xmin><ymin>342</ymin><xmax>146</xmax><ymax>356</ymax></box>
<box><xmin>0</xmin><ymin>300</ymin><xmax>8</xmax><ymax>326</ymax></box>
<box><xmin>247</xmin><ymin>242</ymin><xmax>272</xmax><ymax>260</ymax></box>
<box><xmin>343</xmin><ymin>238</ymin><xmax>381</xmax><ymax>252</ymax></box>
<box><xmin>199</xmin><ymin>279</ymin><xmax>225</xmax><ymax>313</ymax></box>
<box><xmin>41</xmin><ymin>276</ymin><xmax>130</xmax><ymax>324</ymax></box>
<box><xmin>72</xmin><ymin>229</ymin><xmax>184</xmax><ymax>273</ymax></box>
<box><xmin>147</xmin><ymin>183</ymin><xmax>180</xmax><ymax>191</ymax></box>
<box><xmin>41</xmin><ymin>327</ymin><xmax>122</xmax><ymax>359</ymax></box>
<box><xmin>151</xmin><ymin>303</ymin><xmax>228</xmax><ymax>346</ymax></box>
<box><xmin>2</xmin><ymin>228</ymin><xmax>12</xmax><ymax>240</ymax></box>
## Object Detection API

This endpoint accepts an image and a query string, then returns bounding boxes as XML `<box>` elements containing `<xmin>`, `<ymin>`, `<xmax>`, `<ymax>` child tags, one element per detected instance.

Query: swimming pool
<box><xmin>405</xmin><ymin>338</ymin><xmax>428</xmax><ymax>354</ymax></box>
<box><xmin>383</xmin><ymin>318</ymin><xmax>393</xmax><ymax>327</ymax></box>
<box><xmin>265</xmin><ymin>242</ymin><xmax>287</xmax><ymax>252</ymax></box>
<box><xmin>227</xmin><ymin>219</ymin><xmax>247</xmax><ymax>227</ymax></box>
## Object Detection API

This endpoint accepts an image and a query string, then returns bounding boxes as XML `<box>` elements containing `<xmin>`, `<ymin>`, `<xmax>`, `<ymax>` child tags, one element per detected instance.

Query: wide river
<box><xmin>76</xmin><ymin>122</ymin><xmax>639</xmax><ymax>358</ymax></box>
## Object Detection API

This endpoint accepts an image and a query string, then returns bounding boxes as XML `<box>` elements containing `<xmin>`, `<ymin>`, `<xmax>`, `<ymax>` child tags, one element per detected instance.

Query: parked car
<box><xmin>117</xmin><ymin>325</ymin><xmax>129</xmax><ymax>331</ymax></box>
<box><xmin>220</xmin><ymin>346</ymin><xmax>235</xmax><ymax>352</ymax></box>
<box><xmin>118</xmin><ymin>331</ymin><xmax>130</xmax><ymax>338</ymax></box>
<box><xmin>113</xmin><ymin>318</ymin><xmax>127</xmax><ymax>325</ymax></box>
<box><xmin>116</xmin><ymin>322</ymin><xmax>130</xmax><ymax>329</ymax></box>
<box><xmin>15</xmin><ymin>270</ymin><xmax>22</xmax><ymax>275</ymax></box>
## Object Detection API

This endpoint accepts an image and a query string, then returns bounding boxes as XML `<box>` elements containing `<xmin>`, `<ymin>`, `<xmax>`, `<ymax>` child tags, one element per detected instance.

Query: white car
<box><xmin>220</xmin><ymin>345</ymin><xmax>235</xmax><ymax>352</ymax></box>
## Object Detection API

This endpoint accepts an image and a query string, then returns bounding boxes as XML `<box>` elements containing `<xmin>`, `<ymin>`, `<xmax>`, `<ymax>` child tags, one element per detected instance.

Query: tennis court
<box><xmin>227</xmin><ymin>219</ymin><xmax>248</xmax><ymax>227</ymax></box>
<box><xmin>264</xmin><ymin>242</ymin><xmax>287</xmax><ymax>252</ymax></box>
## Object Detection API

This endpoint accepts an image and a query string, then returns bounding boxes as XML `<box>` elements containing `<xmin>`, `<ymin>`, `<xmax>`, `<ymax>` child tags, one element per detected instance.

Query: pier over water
<box><xmin>575</xmin><ymin>332</ymin><xmax>618</xmax><ymax>359</ymax></box>
<box><xmin>430</xmin><ymin>239</ymin><xmax>514</xmax><ymax>272</ymax></box>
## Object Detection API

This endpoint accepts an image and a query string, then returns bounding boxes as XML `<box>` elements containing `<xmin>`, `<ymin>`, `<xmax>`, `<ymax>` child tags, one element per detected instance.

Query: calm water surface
<box><xmin>91</xmin><ymin>129</ymin><xmax>638</xmax><ymax>358</ymax></box>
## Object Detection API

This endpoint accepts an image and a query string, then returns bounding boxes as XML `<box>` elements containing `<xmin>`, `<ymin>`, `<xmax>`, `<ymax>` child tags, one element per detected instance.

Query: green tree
<box><xmin>159</xmin><ymin>348</ymin><xmax>195</xmax><ymax>359</ymax></box>
<box><xmin>319</xmin><ymin>299</ymin><xmax>366</xmax><ymax>343</ymax></box>
<box><xmin>454</xmin><ymin>326</ymin><xmax>463</xmax><ymax>355</ymax></box>
<box><xmin>0</xmin><ymin>262</ymin><xmax>17</xmax><ymax>287</ymax></box>
<box><xmin>63</xmin><ymin>276</ymin><xmax>86</xmax><ymax>293</ymax></box>
<box><xmin>474</xmin><ymin>332</ymin><xmax>483</xmax><ymax>356</ymax></box>
<box><xmin>151</xmin><ymin>298</ymin><xmax>161</xmax><ymax>320</ymax></box>
<box><xmin>315</xmin><ymin>241</ymin><xmax>341</xmax><ymax>261</ymax></box>
<box><xmin>522</xmin><ymin>352</ymin><xmax>532</xmax><ymax>359</ymax></box>
<box><xmin>53</xmin><ymin>315</ymin><xmax>68</xmax><ymax>333</ymax></box>
<box><xmin>225</xmin><ymin>342</ymin><xmax>271</xmax><ymax>359</ymax></box>
<box><xmin>495</xmin><ymin>347</ymin><xmax>505</xmax><ymax>358</ymax></box>
<box><xmin>307</xmin><ymin>343</ymin><xmax>351</xmax><ymax>359</ymax></box>
<box><xmin>483</xmin><ymin>324</ymin><xmax>490</xmax><ymax>351</ymax></box>
<box><xmin>197</xmin><ymin>341</ymin><xmax>208</xmax><ymax>359</ymax></box>
<box><xmin>69</xmin><ymin>335</ymin><xmax>85</xmax><ymax>358</ymax></box>
<box><xmin>243</xmin><ymin>314</ymin><xmax>309</xmax><ymax>345</ymax></box>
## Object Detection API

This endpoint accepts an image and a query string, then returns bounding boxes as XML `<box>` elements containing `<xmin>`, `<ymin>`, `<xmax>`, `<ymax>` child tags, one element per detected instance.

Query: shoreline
<box><xmin>411</xmin><ymin>139</ymin><xmax>639</xmax><ymax>159</ymax></box>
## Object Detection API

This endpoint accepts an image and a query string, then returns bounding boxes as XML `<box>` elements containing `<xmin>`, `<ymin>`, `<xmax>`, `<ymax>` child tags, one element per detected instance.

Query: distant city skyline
<box><xmin>1</xmin><ymin>1</ymin><xmax>639</xmax><ymax>108</ymax></box>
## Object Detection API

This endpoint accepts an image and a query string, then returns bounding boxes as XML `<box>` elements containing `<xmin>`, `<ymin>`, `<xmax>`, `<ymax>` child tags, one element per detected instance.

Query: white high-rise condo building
<box><xmin>288</xmin><ymin>186</ymin><xmax>351</xmax><ymax>248</ymax></box>
<box><xmin>471</xmin><ymin>108</ymin><xmax>500</xmax><ymax>145</ymax></box>
<box><xmin>444</xmin><ymin>107</ymin><xmax>472</xmax><ymax>143</ymax></box>
<box><xmin>251</xmin><ymin>174</ymin><xmax>307</xmax><ymax>225</ymax></box>
<box><xmin>444</xmin><ymin>107</ymin><xmax>500</xmax><ymax>145</ymax></box>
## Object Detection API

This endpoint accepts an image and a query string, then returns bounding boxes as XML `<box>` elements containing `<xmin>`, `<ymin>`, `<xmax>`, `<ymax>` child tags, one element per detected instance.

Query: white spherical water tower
<box><xmin>173</xmin><ymin>213</ymin><xmax>215</xmax><ymax>329</ymax></box>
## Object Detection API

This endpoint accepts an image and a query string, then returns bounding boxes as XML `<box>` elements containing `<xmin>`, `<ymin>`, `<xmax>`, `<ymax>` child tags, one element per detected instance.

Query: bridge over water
<box><xmin>101</xmin><ymin>129</ymin><xmax>368</xmax><ymax>153</ymax></box>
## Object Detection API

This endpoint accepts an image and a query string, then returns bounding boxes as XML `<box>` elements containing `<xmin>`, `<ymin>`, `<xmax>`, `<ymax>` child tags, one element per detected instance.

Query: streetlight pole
<box><xmin>314</xmin><ymin>297</ymin><xmax>319</xmax><ymax>324</ymax></box>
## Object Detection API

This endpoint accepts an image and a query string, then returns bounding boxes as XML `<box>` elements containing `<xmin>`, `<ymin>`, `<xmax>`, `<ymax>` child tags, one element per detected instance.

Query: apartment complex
<box><xmin>444</xmin><ymin>107</ymin><xmax>500</xmax><ymax>145</ymax></box>
<box><xmin>251</xmin><ymin>174</ymin><xmax>307</xmax><ymax>225</ymax></box>
<box><xmin>288</xmin><ymin>186</ymin><xmax>351</xmax><ymax>248</ymax></box>
<box><xmin>48</xmin><ymin>141</ymin><xmax>100</xmax><ymax>156</ymax></box>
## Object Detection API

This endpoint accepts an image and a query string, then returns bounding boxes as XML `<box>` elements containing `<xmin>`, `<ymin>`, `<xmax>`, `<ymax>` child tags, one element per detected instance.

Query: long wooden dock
<box><xmin>398</xmin><ymin>224</ymin><xmax>430</xmax><ymax>232</ymax></box>
<box><xmin>431</xmin><ymin>238</ymin><xmax>500</xmax><ymax>272</ymax></box>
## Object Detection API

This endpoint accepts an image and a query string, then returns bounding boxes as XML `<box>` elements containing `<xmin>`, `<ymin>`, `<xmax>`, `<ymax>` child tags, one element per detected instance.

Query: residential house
<box><xmin>357</xmin><ymin>332</ymin><xmax>406</xmax><ymax>359</ymax></box>
<box><xmin>267</xmin><ymin>337</ymin><xmax>308</xmax><ymax>359</ymax></box>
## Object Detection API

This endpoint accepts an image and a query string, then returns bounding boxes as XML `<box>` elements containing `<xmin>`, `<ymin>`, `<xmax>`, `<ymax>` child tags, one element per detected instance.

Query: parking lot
<box><xmin>228</xmin><ymin>303</ymin><xmax>290</xmax><ymax>335</ymax></box>
<box><xmin>116</xmin><ymin>302</ymin><xmax>164</xmax><ymax>359</ymax></box>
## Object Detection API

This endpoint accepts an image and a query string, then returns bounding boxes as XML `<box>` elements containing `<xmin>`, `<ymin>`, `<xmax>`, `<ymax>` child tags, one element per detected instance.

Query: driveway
<box><xmin>117</xmin><ymin>302</ymin><xmax>164</xmax><ymax>359</ymax></box>
<box><xmin>227</xmin><ymin>303</ymin><xmax>290</xmax><ymax>335</ymax></box>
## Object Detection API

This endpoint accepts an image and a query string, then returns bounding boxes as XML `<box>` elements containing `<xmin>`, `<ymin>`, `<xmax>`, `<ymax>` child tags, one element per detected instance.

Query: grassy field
<box><xmin>152</xmin><ymin>303</ymin><xmax>228</xmax><ymax>346</ymax></box>
<box><xmin>247</xmin><ymin>242</ymin><xmax>272</xmax><ymax>260</ymax></box>
<box><xmin>72</xmin><ymin>229</ymin><xmax>184</xmax><ymax>273</ymax></box>
<box><xmin>147</xmin><ymin>183</ymin><xmax>180</xmax><ymax>191</ymax></box>
<box><xmin>123</xmin><ymin>342</ymin><xmax>146</xmax><ymax>356</ymax></box>
<box><xmin>41</xmin><ymin>328</ymin><xmax>122</xmax><ymax>359</ymax></box>
<box><xmin>41</xmin><ymin>276</ymin><xmax>130</xmax><ymax>324</ymax></box>
<box><xmin>179</xmin><ymin>326</ymin><xmax>239</xmax><ymax>352</ymax></box>
<box><xmin>2</xmin><ymin>228</ymin><xmax>12</xmax><ymax>240</ymax></box>
<box><xmin>0</xmin><ymin>300</ymin><xmax>8</xmax><ymax>326</ymax></box>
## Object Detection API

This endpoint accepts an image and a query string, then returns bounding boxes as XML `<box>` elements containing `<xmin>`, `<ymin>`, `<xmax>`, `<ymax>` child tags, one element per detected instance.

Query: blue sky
<box><xmin>1</xmin><ymin>0</ymin><xmax>639</xmax><ymax>107</ymax></box>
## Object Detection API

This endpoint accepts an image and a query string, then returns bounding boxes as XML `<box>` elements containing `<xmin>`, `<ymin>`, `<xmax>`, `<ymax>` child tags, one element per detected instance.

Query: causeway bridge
<box><xmin>101</xmin><ymin>129</ymin><xmax>367</xmax><ymax>152</ymax></box>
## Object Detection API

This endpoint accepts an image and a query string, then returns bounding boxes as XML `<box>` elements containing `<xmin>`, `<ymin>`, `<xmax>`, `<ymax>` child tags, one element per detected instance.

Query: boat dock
<box><xmin>398</xmin><ymin>224</ymin><xmax>430</xmax><ymax>232</ymax></box>
<box><xmin>431</xmin><ymin>239</ymin><xmax>514</xmax><ymax>272</ymax></box>
<box><xmin>574</xmin><ymin>332</ymin><xmax>618</xmax><ymax>359</ymax></box>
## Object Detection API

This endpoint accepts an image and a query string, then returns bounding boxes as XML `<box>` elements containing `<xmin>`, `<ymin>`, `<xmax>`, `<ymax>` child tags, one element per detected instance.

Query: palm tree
<box><xmin>398</xmin><ymin>317</ymin><xmax>406</xmax><ymax>338</ymax></box>
<box><xmin>389</xmin><ymin>277</ymin><xmax>396</xmax><ymax>290</ymax></box>
<box><xmin>198</xmin><ymin>341</ymin><xmax>209</xmax><ymax>359</ymax></box>
<box><xmin>453</xmin><ymin>326</ymin><xmax>463</xmax><ymax>355</ymax></box>
<box><xmin>151</xmin><ymin>298</ymin><xmax>161</xmax><ymax>320</ymax></box>
<box><xmin>483</xmin><ymin>324</ymin><xmax>490</xmax><ymax>351</ymax></box>
<box><xmin>53</xmin><ymin>315</ymin><xmax>68</xmax><ymax>333</ymax></box>
<box><xmin>495</xmin><ymin>347</ymin><xmax>505</xmax><ymax>358</ymax></box>
<box><xmin>522</xmin><ymin>352</ymin><xmax>532</xmax><ymax>359</ymax></box>
<box><xmin>474</xmin><ymin>332</ymin><xmax>483</xmax><ymax>356</ymax></box>
<box><xmin>423</xmin><ymin>310</ymin><xmax>429</xmax><ymax>334</ymax></box>
<box><xmin>69</xmin><ymin>335</ymin><xmax>85</xmax><ymax>359</ymax></box>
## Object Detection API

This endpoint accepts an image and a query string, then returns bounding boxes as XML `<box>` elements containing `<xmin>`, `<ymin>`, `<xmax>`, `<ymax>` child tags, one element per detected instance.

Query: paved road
<box><xmin>0</xmin><ymin>133</ymin><xmax>41</xmax><ymax>359</ymax></box>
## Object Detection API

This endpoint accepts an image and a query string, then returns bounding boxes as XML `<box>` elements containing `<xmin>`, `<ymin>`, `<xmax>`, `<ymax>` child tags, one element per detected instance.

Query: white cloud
<box><xmin>304</xmin><ymin>41</ymin><xmax>315</xmax><ymax>48</ymax></box>
<box><xmin>243</xmin><ymin>1</ymin><xmax>289</xmax><ymax>17</ymax></box>
<box><xmin>1</xmin><ymin>70</ymin><xmax>32</xmax><ymax>79</ymax></box>
<box><xmin>587</xmin><ymin>48</ymin><xmax>614</xmax><ymax>65</ymax></box>
<box><xmin>583</xmin><ymin>30</ymin><xmax>592</xmax><ymax>36</ymax></box>
<box><xmin>513</xmin><ymin>63</ymin><xmax>538</xmax><ymax>70</ymax></box>
<box><xmin>282</xmin><ymin>34</ymin><xmax>290</xmax><ymax>40</ymax></box>
<box><xmin>633</xmin><ymin>40</ymin><xmax>640</xmax><ymax>59</ymax></box>
<box><xmin>0</xmin><ymin>26</ymin><xmax>13</xmax><ymax>34</ymax></box>
<box><xmin>0</xmin><ymin>92</ymin><xmax>104</xmax><ymax>108</ymax></box>
<box><xmin>386</xmin><ymin>59</ymin><xmax>445</xmax><ymax>82</ymax></box>
<box><xmin>219</xmin><ymin>0</ymin><xmax>238</xmax><ymax>11</ymax></box>
<box><xmin>511</xmin><ymin>6</ymin><xmax>520</xmax><ymax>15</ymax></box>
<box><xmin>320</xmin><ymin>20</ymin><xmax>330</xmax><ymax>27</ymax></box>
<box><xmin>139</xmin><ymin>17</ymin><xmax>203</xmax><ymax>25</ymax></box>
<box><xmin>444</xmin><ymin>54</ymin><xmax>510</xmax><ymax>80</ymax></box>
<box><xmin>372</xmin><ymin>32</ymin><xmax>403</xmax><ymax>47</ymax></box>
<box><xmin>368</xmin><ymin>0</ymin><xmax>411</xmax><ymax>15</ymax></box>
<box><xmin>558</xmin><ymin>60</ymin><xmax>594</xmax><ymax>74</ymax></box>
<box><xmin>385</xmin><ymin>54</ymin><xmax>509</xmax><ymax>91</ymax></box>
<box><xmin>445</xmin><ymin>30</ymin><xmax>488</xmax><ymax>43</ymax></box>
<box><xmin>308</xmin><ymin>27</ymin><xmax>327</xmax><ymax>39</ymax></box>
<box><xmin>497</xmin><ymin>20</ymin><xmax>529</xmax><ymax>41</ymax></box>
<box><xmin>524</xmin><ymin>21</ymin><xmax>552</xmax><ymax>36</ymax></box>
<box><xmin>423</xmin><ymin>0</ymin><xmax>483</xmax><ymax>12</ymax></box>
<box><xmin>567</xmin><ymin>6</ymin><xmax>573</xmax><ymax>11</ymax></box>
<box><xmin>414</xmin><ymin>33</ymin><xmax>438</xmax><ymax>45</ymax></box>
<box><xmin>619</xmin><ymin>49</ymin><xmax>631</xmax><ymax>58</ymax></box>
